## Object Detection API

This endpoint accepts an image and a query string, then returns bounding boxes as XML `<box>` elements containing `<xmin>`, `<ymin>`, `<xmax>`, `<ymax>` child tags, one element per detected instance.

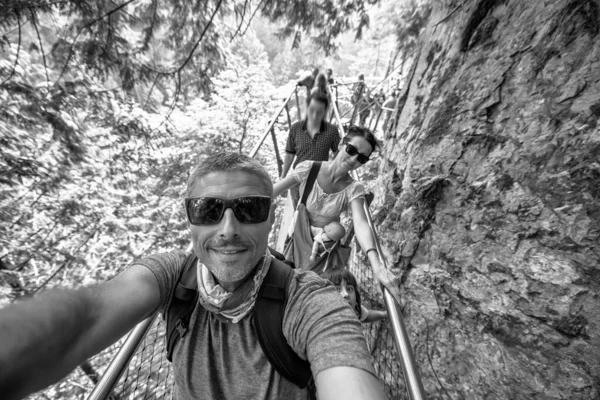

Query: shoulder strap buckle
<box><xmin>175</xmin><ymin>319</ymin><xmax>188</xmax><ymax>338</ymax></box>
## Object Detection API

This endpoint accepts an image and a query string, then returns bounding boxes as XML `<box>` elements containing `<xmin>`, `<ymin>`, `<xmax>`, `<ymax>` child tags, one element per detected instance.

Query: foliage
<box><xmin>0</xmin><ymin>0</ymin><xmax>380</xmax><ymax>98</ymax></box>
<box><xmin>255</xmin><ymin>0</ymin><xmax>432</xmax><ymax>86</ymax></box>
<box><xmin>0</xmin><ymin>0</ymin><xmax>425</xmax><ymax>398</ymax></box>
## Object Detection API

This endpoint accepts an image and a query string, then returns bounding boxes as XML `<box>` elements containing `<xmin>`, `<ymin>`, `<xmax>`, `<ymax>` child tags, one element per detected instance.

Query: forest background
<box><xmin>0</xmin><ymin>0</ymin><xmax>428</xmax><ymax>398</ymax></box>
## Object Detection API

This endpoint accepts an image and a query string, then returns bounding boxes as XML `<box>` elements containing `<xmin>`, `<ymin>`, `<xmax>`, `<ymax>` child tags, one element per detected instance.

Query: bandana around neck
<box><xmin>196</xmin><ymin>251</ymin><xmax>271</xmax><ymax>323</ymax></box>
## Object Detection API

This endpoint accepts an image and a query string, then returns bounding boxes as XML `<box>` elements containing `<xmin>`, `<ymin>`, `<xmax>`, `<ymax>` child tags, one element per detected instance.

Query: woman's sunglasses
<box><xmin>344</xmin><ymin>143</ymin><xmax>370</xmax><ymax>164</ymax></box>
<box><xmin>185</xmin><ymin>196</ymin><xmax>271</xmax><ymax>225</ymax></box>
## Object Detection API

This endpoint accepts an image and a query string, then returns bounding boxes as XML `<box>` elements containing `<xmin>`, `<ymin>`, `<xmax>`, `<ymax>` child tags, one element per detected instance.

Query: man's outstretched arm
<box><xmin>0</xmin><ymin>264</ymin><xmax>160</xmax><ymax>400</ymax></box>
<box><xmin>316</xmin><ymin>366</ymin><xmax>386</xmax><ymax>400</ymax></box>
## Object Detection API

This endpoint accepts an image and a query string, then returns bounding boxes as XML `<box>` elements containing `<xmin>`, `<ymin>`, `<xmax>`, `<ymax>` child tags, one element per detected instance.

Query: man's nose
<box><xmin>217</xmin><ymin>208</ymin><xmax>240</xmax><ymax>237</ymax></box>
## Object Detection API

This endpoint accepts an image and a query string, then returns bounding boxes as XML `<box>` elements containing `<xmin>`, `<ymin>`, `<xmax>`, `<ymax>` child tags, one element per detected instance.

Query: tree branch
<box><xmin>55</xmin><ymin>0</ymin><xmax>138</xmax><ymax>83</ymax></box>
<box><xmin>176</xmin><ymin>0</ymin><xmax>223</xmax><ymax>75</ymax></box>
<box><xmin>433</xmin><ymin>2</ymin><xmax>465</xmax><ymax>27</ymax></box>
<box><xmin>29</xmin><ymin>7</ymin><xmax>50</xmax><ymax>89</ymax></box>
<box><xmin>240</xmin><ymin>0</ymin><xmax>266</xmax><ymax>37</ymax></box>
<box><xmin>151</xmin><ymin>0</ymin><xmax>223</xmax><ymax>129</ymax></box>
<box><xmin>230</xmin><ymin>0</ymin><xmax>250</xmax><ymax>41</ymax></box>
<box><xmin>143</xmin><ymin>73</ymin><xmax>162</xmax><ymax>109</ymax></box>
<box><xmin>31</xmin><ymin>224</ymin><xmax>101</xmax><ymax>294</ymax></box>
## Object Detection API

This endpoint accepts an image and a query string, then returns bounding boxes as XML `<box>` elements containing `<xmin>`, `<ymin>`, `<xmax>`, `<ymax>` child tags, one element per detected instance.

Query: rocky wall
<box><xmin>375</xmin><ymin>0</ymin><xmax>600</xmax><ymax>398</ymax></box>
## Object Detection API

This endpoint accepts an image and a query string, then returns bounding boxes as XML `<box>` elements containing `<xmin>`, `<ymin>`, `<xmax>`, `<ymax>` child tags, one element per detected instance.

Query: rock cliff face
<box><xmin>375</xmin><ymin>0</ymin><xmax>600</xmax><ymax>398</ymax></box>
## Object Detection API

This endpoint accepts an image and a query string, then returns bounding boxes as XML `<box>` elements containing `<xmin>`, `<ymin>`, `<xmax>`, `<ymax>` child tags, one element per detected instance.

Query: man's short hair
<box><xmin>187</xmin><ymin>153</ymin><xmax>273</xmax><ymax>197</ymax></box>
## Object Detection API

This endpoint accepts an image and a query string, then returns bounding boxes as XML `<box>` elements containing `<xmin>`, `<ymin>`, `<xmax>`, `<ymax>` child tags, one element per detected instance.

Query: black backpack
<box><xmin>164</xmin><ymin>249</ymin><xmax>312</xmax><ymax>388</ymax></box>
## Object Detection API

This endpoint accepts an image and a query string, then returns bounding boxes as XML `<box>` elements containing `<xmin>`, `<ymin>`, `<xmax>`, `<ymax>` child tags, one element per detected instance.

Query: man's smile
<box><xmin>209</xmin><ymin>247</ymin><xmax>248</xmax><ymax>255</ymax></box>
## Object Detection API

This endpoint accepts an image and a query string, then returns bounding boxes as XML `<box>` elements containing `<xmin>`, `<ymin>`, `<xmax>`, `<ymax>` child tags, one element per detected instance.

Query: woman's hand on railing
<box><xmin>372</xmin><ymin>261</ymin><xmax>402</xmax><ymax>306</ymax></box>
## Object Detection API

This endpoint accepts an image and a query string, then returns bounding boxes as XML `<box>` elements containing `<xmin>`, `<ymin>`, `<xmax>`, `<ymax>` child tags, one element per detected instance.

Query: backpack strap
<box><xmin>269</xmin><ymin>246</ymin><xmax>296</xmax><ymax>269</ymax></box>
<box><xmin>253</xmin><ymin>258</ymin><xmax>312</xmax><ymax>388</ymax></box>
<box><xmin>300</xmin><ymin>161</ymin><xmax>322</xmax><ymax>206</ymax></box>
<box><xmin>164</xmin><ymin>251</ymin><xmax>311</xmax><ymax>388</ymax></box>
<box><xmin>165</xmin><ymin>253</ymin><xmax>198</xmax><ymax>362</ymax></box>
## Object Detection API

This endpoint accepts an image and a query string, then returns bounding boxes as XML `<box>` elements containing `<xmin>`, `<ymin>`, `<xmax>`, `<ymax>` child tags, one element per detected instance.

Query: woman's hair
<box><xmin>343</xmin><ymin>125</ymin><xmax>380</xmax><ymax>153</ymax></box>
<box><xmin>306</xmin><ymin>90</ymin><xmax>329</xmax><ymax>111</ymax></box>
<box><xmin>320</xmin><ymin>268</ymin><xmax>362</xmax><ymax>316</ymax></box>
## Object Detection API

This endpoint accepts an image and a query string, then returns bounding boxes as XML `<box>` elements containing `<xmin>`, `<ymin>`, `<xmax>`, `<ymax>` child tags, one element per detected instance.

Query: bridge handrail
<box><xmin>328</xmin><ymin>85</ymin><xmax>426</xmax><ymax>400</ymax></box>
<box><xmin>249</xmin><ymin>89</ymin><xmax>297</xmax><ymax>158</ymax></box>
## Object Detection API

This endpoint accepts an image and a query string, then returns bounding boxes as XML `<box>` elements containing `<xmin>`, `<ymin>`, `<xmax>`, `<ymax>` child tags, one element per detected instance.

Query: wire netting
<box><xmin>348</xmin><ymin>244</ymin><xmax>406</xmax><ymax>400</ymax></box>
<box><xmin>111</xmin><ymin>317</ymin><xmax>174</xmax><ymax>399</ymax></box>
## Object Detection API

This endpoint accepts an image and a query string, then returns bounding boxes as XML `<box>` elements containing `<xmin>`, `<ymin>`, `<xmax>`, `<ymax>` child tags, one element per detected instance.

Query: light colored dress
<box><xmin>292</xmin><ymin>161</ymin><xmax>366</xmax><ymax>229</ymax></box>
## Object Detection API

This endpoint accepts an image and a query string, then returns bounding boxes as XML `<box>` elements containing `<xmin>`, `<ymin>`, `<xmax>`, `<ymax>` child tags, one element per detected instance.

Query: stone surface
<box><xmin>375</xmin><ymin>1</ymin><xmax>600</xmax><ymax>398</ymax></box>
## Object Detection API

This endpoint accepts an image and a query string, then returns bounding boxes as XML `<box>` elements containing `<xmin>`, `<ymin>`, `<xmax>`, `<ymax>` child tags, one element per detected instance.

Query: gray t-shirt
<box><xmin>138</xmin><ymin>251</ymin><xmax>377</xmax><ymax>400</ymax></box>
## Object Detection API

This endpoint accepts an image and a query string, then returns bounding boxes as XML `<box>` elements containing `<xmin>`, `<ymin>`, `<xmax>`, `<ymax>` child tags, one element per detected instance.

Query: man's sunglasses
<box><xmin>345</xmin><ymin>143</ymin><xmax>370</xmax><ymax>164</ymax></box>
<box><xmin>185</xmin><ymin>196</ymin><xmax>271</xmax><ymax>225</ymax></box>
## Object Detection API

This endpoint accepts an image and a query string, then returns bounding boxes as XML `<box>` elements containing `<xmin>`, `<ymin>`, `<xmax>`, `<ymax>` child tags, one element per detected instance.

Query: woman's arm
<box><xmin>273</xmin><ymin>173</ymin><xmax>299</xmax><ymax>198</ymax></box>
<box><xmin>350</xmin><ymin>197</ymin><xmax>402</xmax><ymax>304</ymax></box>
<box><xmin>363</xmin><ymin>309</ymin><xmax>388</xmax><ymax>323</ymax></box>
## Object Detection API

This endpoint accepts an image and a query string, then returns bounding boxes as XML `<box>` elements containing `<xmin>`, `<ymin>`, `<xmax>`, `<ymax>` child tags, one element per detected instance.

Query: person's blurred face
<box><xmin>307</xmin><ymin>98</ymin><xmax>326</xmax><ymax>125</ymax></box>
<box><xmin>335</xmin><ymin>279</ymin><xmax>357</xmax><ymax>309</ymax></box>
<box><xmin>188</xmin><ymin>171</ymin><xmax>274</xmax><ymax>286</ymax></box>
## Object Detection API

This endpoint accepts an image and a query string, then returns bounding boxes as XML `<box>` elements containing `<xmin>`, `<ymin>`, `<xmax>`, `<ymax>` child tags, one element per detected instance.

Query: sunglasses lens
<box><xmin>346</xmin><ymin>144</ymin><xmax>358</xmax><ymax>156</ymax></box>
<box><xmin>186</xmin><ymin>196</ymin><xmax>271</xmax><ymax>225</ymax></box>
<box><xmin>186</xmin><ymin>197</ymin><xmax>224</xmax><ymax>225</ymax></box>
<box><xmin>346</xmin><ymin>144</ymin><xmax>369</xmax><ymax>164</ymax></box>
<box><xmin>233</xmin><ymin>197</ymin><xmax>271</xmax><ymax>223</ymax></box>
<box><xmin>357</xmin><ymin>155</ymin><xmax>369</xmax><ymax>164</ymax></box>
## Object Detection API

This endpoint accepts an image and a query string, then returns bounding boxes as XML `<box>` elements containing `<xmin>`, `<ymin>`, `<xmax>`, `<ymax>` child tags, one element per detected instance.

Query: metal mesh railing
<box><xmin>348</xmin><ymin>245</ymin><xmax>406</xmax><ymax>400</ymax></box>
<box><xmin>110</xmin><ymin>317</ymin><xmax>174</xmax><ymax>399</ymax></box>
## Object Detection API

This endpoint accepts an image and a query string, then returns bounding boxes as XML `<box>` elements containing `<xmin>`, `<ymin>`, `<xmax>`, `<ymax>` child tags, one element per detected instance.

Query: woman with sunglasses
<box><xmin>273</xmin><ymin>126</ymin><xmax>401</xmax><ymax>303</ymax></box>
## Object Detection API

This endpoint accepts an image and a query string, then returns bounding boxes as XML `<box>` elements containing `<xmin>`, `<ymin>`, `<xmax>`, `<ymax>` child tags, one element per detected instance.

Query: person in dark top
<box><xmin>351</xmin><ymin>74</ymin><xmax>366</xmax><ymax>105</ymax></box>
<box><xmin>325</xmin><ymin>68</ymin><xmax>337</xmax><ymax>121</ymax></box>
<box><xmin>382</xmin><ymin>90</ymin><xmax>399</xmax><ymax>132</ymax></box>
<box><xmin>358</xmin><ymin>92</ymin><xmax>373</xmax><ymax>127</ymax></box>
<box><xmin>281</xmin><ymin>91</ymin><xmax>340</xmax><ymax>204</ymax></box>
<box><xmin>326</xmin><ymin>68</ymin><xmax>334</xmax><ymax>85</ymax></box>
<box><xmin>350</xmin><ymin>74</ymin><xmax>367</xmax><ymax>125</ymax></box>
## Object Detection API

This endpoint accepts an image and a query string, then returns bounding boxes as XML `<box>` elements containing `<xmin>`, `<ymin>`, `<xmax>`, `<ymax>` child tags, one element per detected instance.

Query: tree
<box><xmin>377</xmin><ymin>0</ymin><xmax>600</xmax><ymax>398</ymax></box>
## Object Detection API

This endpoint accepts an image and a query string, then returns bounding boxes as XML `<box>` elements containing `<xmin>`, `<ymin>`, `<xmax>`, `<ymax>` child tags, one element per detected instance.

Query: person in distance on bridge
<box><xmin>325</xmin><ymin>68</ymin><xmax>334</xmax><ymax>85</ymax></box>
<box><xmin>0</xmin><ymin>153</ymin><xmax>387</xmax><ymax>400</ymax></box>
<box><xmin>382</xmin><ymin>90</ymin><xmax>399</xmax><ymax>133</ymax></box>
<box><xmin>280</xmin><ymin>91</ymin><xmax>341</xmax><ymax>206</ymax></box>
<box><xmin>325</xmin><ymin>68</ymin><xmax>338</xmax><ymax>122</ymax></box>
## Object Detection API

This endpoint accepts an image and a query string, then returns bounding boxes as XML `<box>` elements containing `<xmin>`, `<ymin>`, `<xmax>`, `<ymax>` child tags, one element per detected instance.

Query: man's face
<box><xmin>188</xmin><ymin>171</ymin><xmax>273</xmax><ymax>284</ymax></box>
<box><xmin>307</xmin><ymin>99</ymin><xmax>326</xmax><ymax>124</ymax></box>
